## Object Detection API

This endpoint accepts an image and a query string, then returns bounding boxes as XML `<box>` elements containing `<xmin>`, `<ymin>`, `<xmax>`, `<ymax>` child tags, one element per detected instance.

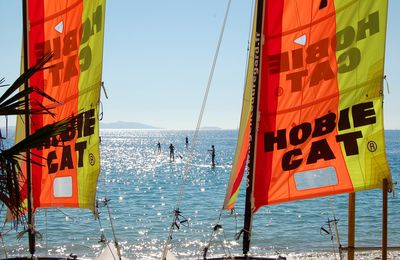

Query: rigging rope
<box><xmin>99</xmin><ymin>172</ymin><xmax>122</xmax><ymax>260</ymax></box>
<box><xmin>0</xmin><ymin>232</ymin><xmax>7</xmax><ymax>259</ymax></box>
<box><xmin>161</xmin><ymin>0</ymin><xmax>232</xmax><ymax>258</ymax></box>
<box><xmin>200</xmin><ymin>0</ymin><xmax>255</xmax><ymax>258</ymax></box>
<box><xmin>0</xmin><ymin>203</ymin><xmax>8</xmax><ymax>258</ymax></box>
<box><xmin>201</xmin><ymin>211</ymin><xmax>236</xmax><ymax>259</ymax></box>
<box><xmin>384</xmin><ymin>75</ymin><xmax>390</xmax><ymax>94</ymax></box>
<box><xmin>325</xmin><ymin>196</ymin><xmax>343</xmax><ymax>259</ymax></box>
<box><xmin>45</xmin><ymin>209</ymin><xmax>48</xmax><ymax>252</ymax></box>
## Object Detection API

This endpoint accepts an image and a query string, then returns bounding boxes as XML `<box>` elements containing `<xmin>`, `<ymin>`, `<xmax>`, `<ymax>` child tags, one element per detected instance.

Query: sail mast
<box><xmin>22</xmin><ymin>0</ymin><xmax>35</xmax><ymax>255</ymax></box>
<box><xmin>243</xmin><ymin>0</ymin><xmax>264</xmax><ymax>256</ymax></box>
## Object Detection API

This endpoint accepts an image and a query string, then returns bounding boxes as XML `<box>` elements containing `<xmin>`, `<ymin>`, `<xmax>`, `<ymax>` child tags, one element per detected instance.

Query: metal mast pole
<box><xmin>22</xmin><ymin>0</ymin><xmax>35</xmax><ymax>255</ymax></box>
<box><xmin>243</xmin><ymin>0</ymin><xmax>264</xmax><ymax>256</ymax></box>
<box><xmin>382</xmin><ymin>179</ymin><xmax>388</xmax><ymax>260</ymax></box>
<box><xmin>348</xmin><ymin>193</ymin><xmax>356</xmax><ymax>260</ymax></box>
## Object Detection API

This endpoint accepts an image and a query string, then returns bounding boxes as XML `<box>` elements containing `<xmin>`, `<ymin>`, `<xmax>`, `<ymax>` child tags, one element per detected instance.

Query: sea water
<box><xmin>1</xmin><ymin>129</ymin><xmax>399</xmax><ymax>259</ymax></box>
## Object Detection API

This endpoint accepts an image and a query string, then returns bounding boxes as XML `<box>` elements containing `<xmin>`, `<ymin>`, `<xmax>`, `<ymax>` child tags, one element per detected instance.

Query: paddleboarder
<box><xmin>169</xmin><ymin>143</ymin><xmax>175</xmax><ymax>162</ymax></box>
<box><xmin>156</xmin><ymin>142</ymin><xmax>161</xmax><ymax>153</ymax></box>
<box><xmin>208</xmin><ymin>145</ymin><xmax>216</xmax><ymax>167</ymax></box>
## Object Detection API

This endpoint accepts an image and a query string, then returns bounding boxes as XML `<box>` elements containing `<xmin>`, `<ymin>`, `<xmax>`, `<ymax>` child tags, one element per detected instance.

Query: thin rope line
<box><xmin>100</xmin><ymin>172</ymin><xmax>122</xmax><ymax>260</ymax></box>
<box><xmin>328</xmin><ymin>196</ymin><xmax>343</xmax><ymax>259</ymax></box>
<box><xmin>0</xmin><ymin>233</ymin><xmax>7</xmax><ymax>259</ymax></box>
<box><xmin>162</xmin><ymin>1</ymin><xmax>232</xmax><ymax>258</ymax></box>
<box><xmin>328</xmin><ymin>197</ymin><xmax>338</xmax><ymax>257</ymax></box>
<box><xmin>45</xmin><ymin>209</ymin><xmax>48</xmax><ymax>252</ymax></box>
<box><xmin>0</xmin><ymin>204</ymin><xmax>8</xmax><ymax>259</ymax></box>
<box><xmin>200</xmin><ymin>0</ymin><xmax>255</xmax><ymax>257</ymax></box>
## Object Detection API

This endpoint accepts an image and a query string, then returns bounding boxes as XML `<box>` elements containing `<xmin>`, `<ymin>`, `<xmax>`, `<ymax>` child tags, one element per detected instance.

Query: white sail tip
<box><xmin>97</xmin><ymin>241</ymin><xmax>122</xmax><ymax>260</ymax></box>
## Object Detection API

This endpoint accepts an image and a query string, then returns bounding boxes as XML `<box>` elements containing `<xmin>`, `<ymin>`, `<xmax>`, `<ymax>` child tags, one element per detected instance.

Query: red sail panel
<box><xmin>28</xmin><ymin>0</ymin><xmax>81</xmax><ymax>210</ymax></box>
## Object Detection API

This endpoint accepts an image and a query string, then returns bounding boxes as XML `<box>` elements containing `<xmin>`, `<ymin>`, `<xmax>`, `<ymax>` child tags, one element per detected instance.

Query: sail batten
<box><xmin>225</xmin><ymin>0</ymin><xmax>391</xmax><ymax>213</ymax></box>
<box><xmin>16</xmin><ymin>0</ymin><xmax>106</xmax><ymax>212</ymax></box>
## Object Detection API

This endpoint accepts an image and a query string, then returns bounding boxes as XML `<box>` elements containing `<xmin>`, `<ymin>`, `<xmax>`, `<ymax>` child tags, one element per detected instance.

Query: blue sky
<box><xmin>0</xmin><ymin>1</ymin><xmax>399</xmax><ymax>129</ymax></box>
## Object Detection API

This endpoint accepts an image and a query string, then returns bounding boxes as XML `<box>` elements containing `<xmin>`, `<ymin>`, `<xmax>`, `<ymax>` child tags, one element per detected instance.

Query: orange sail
<box><xmin>16</xmin><ymin>0</ymin><xmax>106</xmax><ymax>212</ymax></box>
<box><xmin>224</xmin><ymin>0</ymin><xmax>392</xmax><ymax>213</ymax></box>
<box><xmin>250</xmin><ymin>0</ymin><xmax>391</xmax><ymax>212</ymax></box>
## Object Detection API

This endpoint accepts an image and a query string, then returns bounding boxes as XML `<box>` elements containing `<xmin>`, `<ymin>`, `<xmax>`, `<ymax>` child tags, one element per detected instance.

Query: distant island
<box><xmin>100</xmin><ymin>122</ymin><xmax>226</xmax><ymax>130</ymax></box>
<box><xmin>100</xmin><ymin>121</ymin><xmax>159</xmax><ymax>129</ymax></box>
<box><xmin>200</xmin><ymin>126</ymin><xmax>223</xmax><ymax>130</ymax></box>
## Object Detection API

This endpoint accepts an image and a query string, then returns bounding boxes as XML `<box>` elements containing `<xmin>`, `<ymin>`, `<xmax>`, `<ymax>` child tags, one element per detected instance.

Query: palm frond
<box><xmin>31</xmin><ymin>86</ymin><xmax>60</xmax><ymax>104</ymax></box>
<box><xmin>0</xmin><ymin>77</ymin><xmax>8</xmax><ymax>87</ymax></box>
<box><xmin>0</xmin><ymin>116</ymin><xmax>77</xmax><ymax>218</ymax></box>
<box><xmin>0</xmin><ymin>52</ymin><xmax>79</xmax><ymax>224</ymax></box>
<box><xmin>0</xmin><ymin>53</ymin><xmax>57</xmax><ymax>117</ymax></box>
<box><xmin>0</xmin><ymin>155</ymin><xmax>25</xmax><ymax>219</ymax></box>
<box><xmin>0</xmin><ymin>53</ymin><xmax>53</xmax><ymax>104</ymax></box>
<box><xmin>0</xmin><ymin>88</ymin><xmax>34</xmax><ymax>108</ymax></box>
<box><xmin>4</xmin><ymin>116</ymin><xmax>77</xmax><ymax>157</ymax></box>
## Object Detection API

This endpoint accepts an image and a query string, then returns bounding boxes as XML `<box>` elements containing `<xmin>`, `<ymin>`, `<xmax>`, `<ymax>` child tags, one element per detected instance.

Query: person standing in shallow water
<box><xmin>208</xmin><ymin>145</ymin><xmax>216</xmax><ymax>167</ymax></box>
<box><xmin>156</xmin><ymin>142</ymin><xmax>161</xmax><ymax>153</ymax></box>
<box><xmin>185</xmin><ymin>136</ymin><xmax>189</xmax><ymax>148</ymax></box>
<box><xmin>169</xmin><ymin>143</ymin><xmax>175</xmax><ymax>162</ymax></box>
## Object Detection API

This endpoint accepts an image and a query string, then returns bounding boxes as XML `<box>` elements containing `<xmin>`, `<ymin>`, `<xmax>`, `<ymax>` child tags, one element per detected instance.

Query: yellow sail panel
<box><xmin>251</xmin><ymin>0</ymin><xmax>391</xmax><ymax>212</ymax></box>
<box><xmin>15</xmin><ymin>43</ymin><xmax>26</xmax><ymax>146</ymax></box>
<box><xmin>223</xmin><ymin>2</ymin><xmax>258</xmax><ymax>210</ymax></box>
<box><xmin>11</xmin><ymin>46</ymin><xmax>29</xmax><ymax>217</ymax></box>
<box><xmin>22</xmin><ymin>0</ymin><xmax>106</xmax><ymax>212</ymax></box>
<box><xmin>335</xmin><ymin>0</ymin><xmax>391</xmax><ymax>190</ymax></box>
<box><xmin>76</xmin><ymin>1</ymin><xmax>105</xmax><ymax>209</ymax></box>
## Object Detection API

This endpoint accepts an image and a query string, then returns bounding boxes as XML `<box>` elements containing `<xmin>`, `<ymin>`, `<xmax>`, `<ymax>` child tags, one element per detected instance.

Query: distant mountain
<box><xmin>100</xmin><ymin>121</ymin><xmax>159</xmax><ymax>129</ymax></box>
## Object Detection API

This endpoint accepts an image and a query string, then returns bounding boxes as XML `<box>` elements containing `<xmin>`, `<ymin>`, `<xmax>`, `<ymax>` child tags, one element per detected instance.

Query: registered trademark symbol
<box><xmin>89</xmin><ymin>153</ymin><xmax>96</xmax><ymax>166</ymax></box>
<box><xmin>367</xmin><ymin>141</ymin><xmax>377</xmax><ymax>152</ymax></box>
